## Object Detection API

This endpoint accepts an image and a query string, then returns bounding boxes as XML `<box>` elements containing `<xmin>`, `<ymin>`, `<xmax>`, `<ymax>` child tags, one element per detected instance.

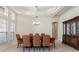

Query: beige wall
<box><xmin>16</xmin><ymin>15</ymin><xmax>54</xmax><ymax>36</ymax></box>
<box><xmin>16</xmin><ymin>15</ymin><xmax>55</xmax><ymax>36</ymax></box>
<box><xmin>16</xmin><ymin>14</ymin><xmax>33</xmax><ymax>35</ymax></box>
<box><xmin>32</xmin><ymin>17</ymin><xmax>53</xmax><ymax>36</ymax></box>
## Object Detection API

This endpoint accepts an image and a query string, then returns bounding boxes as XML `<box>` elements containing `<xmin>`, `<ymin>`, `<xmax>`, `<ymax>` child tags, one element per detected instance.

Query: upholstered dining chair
<box><xmin>33</xmin><ymin>34</ymin><xmax>41</xmax><ymax>51</ymax></box>
<box><xmin>29</xmin><ymin>33</ymin><xmax>33</xmax><ymax>47</ymax></box>
<box><xmin>41</xmin><ymin>33</ymin><xmax>45</xmax><ymax>39</ymax></box>
<box><xmin>16</xmin><ymin>34</ymin><xmax>23</xmax><ymax>48</ymax></box>
<box><xmin>35</xmin><ymin>33</ymin><xmax>39</xmax><ymax>36</ymax></box>
<box><xmin>22</xmin><ymin>35</ymin><xmax>31</xmax><ymax>52</ymax></box>
<box><xmin>50</xmin><ymin>37</ymin><xmax>55</xmax><ymax>48</ymax></box>
<box><xmin>41</xmin><ymin>33</ymin><xmax>45</xmax><ymax>47</ymax></box>
<box><xmin>29</xmin><ymin>33</ymin><xmax>33</xmax><ymax>39</ymax></box>
<box><xmin>42</xmin><ymin>35</ymin><xmax>51</xmax><ymax>51</ymax></box>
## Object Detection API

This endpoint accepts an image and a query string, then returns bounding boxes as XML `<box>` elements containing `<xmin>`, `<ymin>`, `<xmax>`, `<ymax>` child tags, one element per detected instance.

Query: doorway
<box><xmin>52</xmin><ymin>22</ymin><xmax>58</xmax><ymax>40</ymax></box>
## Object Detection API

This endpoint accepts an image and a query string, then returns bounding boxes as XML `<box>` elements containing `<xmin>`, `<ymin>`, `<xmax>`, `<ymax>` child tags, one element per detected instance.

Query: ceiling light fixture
<box><xmin>32</xmin><ymin>6</ymin><xmax>40</xmax><ymax>25</ymax></box>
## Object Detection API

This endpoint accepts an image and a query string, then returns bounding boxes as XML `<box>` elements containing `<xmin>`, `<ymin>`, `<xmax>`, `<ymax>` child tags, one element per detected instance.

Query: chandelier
<box><xmin>32</xmin><ymin>6</ymin><xmax>40</xmax><ymax>25</ymax></box>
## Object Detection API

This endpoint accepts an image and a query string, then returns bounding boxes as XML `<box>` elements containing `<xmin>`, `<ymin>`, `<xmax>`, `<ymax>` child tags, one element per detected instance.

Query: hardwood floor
<box><xmin>0</xmin><ymin>40</ymin><xmax>78</xmax><ymax>52</ymax></box>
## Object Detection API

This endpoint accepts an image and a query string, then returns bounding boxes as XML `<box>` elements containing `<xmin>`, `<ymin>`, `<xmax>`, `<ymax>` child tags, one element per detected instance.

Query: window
<box><xmin>0</xmin><ymin>6</ymin><xmax>5</xmax><ymax>15</ymax></box>
<box><xmin>10</xmin><ymin>23</ymin><xmax>15</xmax><ymax>32</ymax></box>
<box><xmin>0</xmin><ymin>6</ymin><xmax>8</xmax><ymax>16</ymax></box>
<box><xmin>0</xmin><ymin>18</ymin><xmax>8</xmax><ymax>43</ymax></box>
<box><xmin>0</xmin><ymin>7</ymin><xmax>15</xmax><ymax>44</ymax></box>
<box><xmin>9</xmin><ymin>11</ymin><xmax>15</xmax><ymax>20</ymax></box>
<box><xmin>9</xmin><ymin>22</ymin><xmax>15</xmax><ymax>40</ymax></box>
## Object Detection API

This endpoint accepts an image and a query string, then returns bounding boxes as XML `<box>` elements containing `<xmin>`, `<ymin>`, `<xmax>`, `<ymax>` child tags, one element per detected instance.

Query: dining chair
<box><xmin>29</xmin><ymin>33</ymin><xmax>33</xmax><ymax>47</ymax></box>
<box><xmin>29</xmin><ymin>33</ymin><xmax>33</xmax><ymax>39</ymax></box>
<box><xmin>16</xmin><ymin>34</ymin><xmax>23</xmax><ymax>48</ymax></box>
<box><xmin>42</xmin><ymin>35</ymin><xmax>51</xmax><ymax>51</ymax></box>
<box><xmin>41</xmin><ymin>33</ymin><xmax>45</xmax><ymax>39</ymax></box>
<box><xmin>41</xmin><ymin>33</ymin><xmax>45</xmax><ymax>47</ymax></box>
<box><xmin>22</xmin><ymin>35</ymin><xmax>31</xmax><ymax>52</ymax></box>
<box><xmin>35</xmin><ymin>33</ymin><xmax>40</xmax><ymax>36</ymax></box>
<box><xmin>50</xmin><ymin>37</ymin><xmax>55</xmax><ymax>48</ymax></box>
<box><xmin>33</xmin><ymin>34</ymin><xmax>41</xmax><ymax>51</ymax></box>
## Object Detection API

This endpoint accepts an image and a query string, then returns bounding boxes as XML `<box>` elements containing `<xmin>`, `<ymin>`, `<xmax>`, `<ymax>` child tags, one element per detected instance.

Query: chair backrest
<box><xmin>41</xmin><ymin>33</ymin><xmax>45</xmax><ymax>39</ymax></box>
<box><xmin>33</xmin><ymin>34</ymin><xmax>41</xmax><ymax>47</ymax></box>
<box><xmin>29</xmin><ymin>33</ymin><xmax>33</xmax><ymax>39</ymax></box>
<box><xmin>16</xmin><ymin>34</ymin><xmax>23</xmax><ymax>44</ymax></box>
<box><xmin>50</xmin><ymin>37</ymin><xmax>55</xmax><ymax>43</ymax></box>
<box><xmin>16</xmin><ymin>34</ymin><xmax>21</xmax><ymax>39</ymax></box>
<box><xmin>22</xmin><ymin>35</ymin><xmax>31</xmax><ymax>47</ymax></box>
<box><xmin>35</xmin><ymin>33</ymin><xmax>39</xmax><ymax>36</ymax></box>
<box><xmin>42</xmin><ymin>35</ymin><xmax>50</xmax><ymax>46</ymax></box>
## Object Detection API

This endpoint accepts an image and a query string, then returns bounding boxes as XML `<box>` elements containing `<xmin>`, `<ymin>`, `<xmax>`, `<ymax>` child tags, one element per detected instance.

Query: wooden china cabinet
<box><xmin>63</xmin><ymin>16</ymin><xmax>79</xmax><ymax>50</ymax></box>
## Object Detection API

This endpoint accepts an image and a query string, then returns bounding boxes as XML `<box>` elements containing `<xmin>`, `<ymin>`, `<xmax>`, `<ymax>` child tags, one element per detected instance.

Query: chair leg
<box><xmin>17</xmin><ymin>44</ymin><xmax>19</xmax><ymax>48</ymax></box>
<box><xmin>54</xmin><ymin>42</ymin><xmax>55</xmax><ymax>48</ymax></box>
<box><xmin>33</xmin><ymin>47</ymin><xmax>35</xmax><ymax>52</ymax></box>
<box><xmin>39</xmin><ymin>47</ymin><xmax>41</xmax><ymax>52</ymax></box>
<box><xmin>49</xmin><ymin>47</ymin><xmax>50</xmax><ymax>51</ymax></box>
<box><xmin>20</xmin><ymin>44</ymin><xmax>21</xmax><ymax>47</ymax></box>
<box><xmin>43</xmin><ymin>47</ymin><xmax>45</xmax><ymax>51</ymax></box>
<box><xmin>28</xmin><ymin>48</ymin><xmax>30</xmax><ymax>52</ymax></box>
<box><xmin>23</xmin><ymin>47</ymin><xmax>25</xmax><ymax>52</ymax></box>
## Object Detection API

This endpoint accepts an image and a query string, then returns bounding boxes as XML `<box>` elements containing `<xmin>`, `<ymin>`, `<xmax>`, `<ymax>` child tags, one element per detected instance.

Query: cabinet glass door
<box><xmin>71</xmin><ymin>22</ymin><xmax>76</xmax><ymax>35</ymax></box>
<box><xmin>77</xmin><ymin>22</ymin><xmax>79</xmax><ymax>35</ymax></box>
<box><xmin>67</xmin><ymin>23</ymin><xmax>70</xmax><ymax>35</ymax></box>
<box><xmin>63</xmin><ymin>24</ymin><xmax>65</xmax><ymax>35</ymax></box>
